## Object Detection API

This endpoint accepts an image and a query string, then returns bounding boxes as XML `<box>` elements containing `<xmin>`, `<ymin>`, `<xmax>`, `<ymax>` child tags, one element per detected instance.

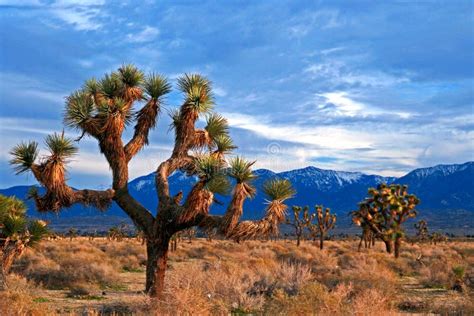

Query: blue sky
<box><xmin>0</xmin><ymin>0</ymin><xmax>473</xmax><ymax>188</ymax></box>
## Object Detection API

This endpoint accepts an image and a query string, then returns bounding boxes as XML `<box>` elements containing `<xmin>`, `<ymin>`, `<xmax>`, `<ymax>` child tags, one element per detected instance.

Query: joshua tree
<box><xmin>286</xmin><ymin>206</ymin><xmax>308</xmax><ymax>246</ymax></box>
<box><xmin>430</xmin><ymin>232</ymin><xmax>447</xmax><ymax>245</ymax></box>
<box><xmin>0</xmin><ymin>194</ymin><xmax>48</xmax><ymax>290</ymax></box>
<box><xmin>9</xmin><ymin>65</ymin><xmax>295</xmax><ymax>298</ymax></box>
<box><xmin>108</xmin><ymin>225</ymin><xmax>127</xmax><ymax>241</ymax></box>
<box><xmin>313</xmin><ymin>205</ymin><xmax>336</xmax><ymax>250</ymax></box>
<box><xmin>66</xmin><ymin>227</ymin><xmax>78</xmax><ymax>241</ymax></box>
<box><xmin>414</xmin><ymin>220</ymin><xmax>429</xmax><ymax>243</ymax></box>
<box><xmin>351</xmin><ymin>184</ymin><xmax>419</xmax><ymax>258</ymax></box>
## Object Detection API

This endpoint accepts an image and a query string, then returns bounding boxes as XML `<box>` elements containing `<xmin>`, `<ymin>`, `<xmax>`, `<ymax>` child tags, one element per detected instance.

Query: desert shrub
<box><xmin>0</xmin><ymin>274</ymin><xmax>51</xmax><ymax>315</ymax></box>
<box><xmin>14</xmin><ymin>240</ymin><xmax>120</xmax><ymax>290</ymax></box>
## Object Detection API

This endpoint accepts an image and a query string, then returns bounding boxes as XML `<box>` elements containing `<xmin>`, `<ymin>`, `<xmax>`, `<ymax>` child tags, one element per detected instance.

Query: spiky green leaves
<box><xmin>0</xmin><ymin>195</ymin><xmax>26</xmax><ymax>220</ymax></box>
<box><xmin>100</xmin><ymin>73</ymin><xmax>123</xmax><ymax>99</ymax></box>
<box><xmin>0</xmin><ymin>194</ymin><xmax>49</xmax><ymax>245</ymax></box>
<box><xmin>177</xmin><ymin>73</ymin><xmax>214</xmax><ymax>114</ymax></box>
<box><xmin>214</xmin><ymin>135</ymin><xmax>236</xmax><ymax>155</ymax></box>
<box><xmin>64</xmin><ymin>90</ymin><xmax>95</xmax><ymax>130</ymax></box>
<box><xmin>194</xmin><ymin>155</ymin><xmax>230</xmax><ymax>195</ymax></box>
<box><xmin>205</xmin><ymin>114</ymin><xmax>236</xmax><ymax>154</ymax></box>
<box><xmin>45</xmin><ymin>132</ymin><xmax>78</xmax><ymax>160</ymax></box>
<box><xmin>229</xmin><ymin>157</ymin><xmax>256</xmax><ymax>184</ymax></box>
<box><xmin>206</xmin><ymin>175</ymin><xmax>231</xmax><ymax>196</ymax></box>
<box><xmin>118</xmin><ymin>64</ymin><xmax>144</xmax><ymax>87</ymax></box>
<box><xmin>112</xmin><ymin>97</ymin><xmax>133</xmax><ymax>125</ymax></box>
<box><xmin>205</xmin><ymin>114</ymin><xmax>228</xmax><ymax>140</ymax></box>
<box><xmin>9</xmin><ymin>142</ymin><xmax>39</xmax><ymax>174</ymax></box>
<box><xmin>144</xmin><ymin>73</ymin><xmax>171</xmax><ymax>100</ymax></box>
<box><xmin>263</xmin><ymin>179</ymin><xmax>296</xmax><ymax>202</ymax></box>
<box><xmin>84</xmin><ymin>78</ymin><xmax>100</xmax><ymax>95</ymax></box>
<box><xmin>27</xmin><ymin>220</ymin><xmax>49</xmax><ymax>246</ymax></box>
<box><xmin>195</xmin><ymin>155</ymin><xmax>224</xmax><ymax>180</ymax></box>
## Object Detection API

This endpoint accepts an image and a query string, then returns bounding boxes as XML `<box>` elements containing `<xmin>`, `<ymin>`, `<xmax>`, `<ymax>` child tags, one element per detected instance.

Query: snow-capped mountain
<box><xmin>1</xmin><ymin>162</ymin><xmax>472</xmax><ymax>231</ymax></box>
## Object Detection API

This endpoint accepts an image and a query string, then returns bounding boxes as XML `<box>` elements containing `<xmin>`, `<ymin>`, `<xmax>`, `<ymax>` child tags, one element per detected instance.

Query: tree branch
<box><xmin>124</xmin><ymin>99</ymin><xmax>160</xmax><ymax>161</ymax></box>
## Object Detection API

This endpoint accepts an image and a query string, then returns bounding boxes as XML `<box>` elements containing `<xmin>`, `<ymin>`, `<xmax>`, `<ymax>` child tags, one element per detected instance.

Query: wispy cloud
<box><xmin>304</xmin><ymin>59</ymin><xmax>410</xmax><ymax>88</ymax></box>
<box><xmin>315</xmin><ymin>91</ymin><xmax>412</xmax><ymax>119</ymax></box>
<box><xmin>288</xmin><ymin>9</ymin><xmax>343</xmax><ymax>38</ymax></box>
<box><xmin>126</xmin><ymin>26</ymin><xmax>160</xmax><ymax>43</ymax></box>
<box><xmin>0</xmin><ymin>0</ymin><xmax>106</xmax><ymax>31</ymax></box>
<box><xmin>0</xmin><ymin>72</ymin><xmax>67</xmax><ymax>106</ymax></box>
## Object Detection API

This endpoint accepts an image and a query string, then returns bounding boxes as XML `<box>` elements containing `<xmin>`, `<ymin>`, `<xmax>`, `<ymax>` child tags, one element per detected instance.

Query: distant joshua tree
<box><xmin>287</xmin><ymin>206</ymin><xmax>308</xmax><ymax>246</ymax></box>
<box><xmin>351</xmin><ymin>184</ymin><xmax>419</xmax><ymax>258</ymax></box>
<box><xmin>9</xmin><ymin>65</ymin><xmax>295</xmax><ymax>298</ymax></box>
<box><xmin>0</xmin><ymin>195</ymin><xmax>48</xmax><ymax>290</ymax></box>
<box><xmin>108</xmin><ymin>224</ymin><xmax>127</xmax><ymax>242</ymax></box>
<box><xmin>430</xmin><ymin>232</ymin><xmax>447</xmax><ymax>245</ymax></box>
<box><xmin>414</xmin><ymin>220</ymin><xmax>429</xmax><ymax>243</ymax></box>
<box><xmin>313</xmin><ymin>205</ymin><xmax>336</xmax><ymax>250</ymax></box>
<box><xmin>66</xmin><ymin>227</ymin><xmax>78</xmax><ymax>241</ymax></box>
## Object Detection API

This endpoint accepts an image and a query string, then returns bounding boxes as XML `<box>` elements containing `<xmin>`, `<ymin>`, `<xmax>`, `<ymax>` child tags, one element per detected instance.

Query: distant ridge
<box><xmin>1</xmin><ymin>162</ymin><xmax>472</xmax><ymax>233</ymax></box>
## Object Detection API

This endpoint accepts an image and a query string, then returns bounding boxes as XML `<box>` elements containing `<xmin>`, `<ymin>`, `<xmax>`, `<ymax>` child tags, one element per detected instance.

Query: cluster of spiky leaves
<box><xmin>9</xmin><ymin>142</ymin><xmax>38</xmax><ymax>174</ymax></box>
<box><xmin>0</xmin><ymin>195</ymin><xmax>48</xmax><ymax>247</ymax></box>
<box><xmin>64</xmin><ymin>64</ymin><xmax>172</xmax><ymax>138</ymax></box>
<box><xmin>177</xmin><ymin>74</ymin><xmax>214</xmax><ymax>114</ymax></box>
<box><xmin>45</xmin><ymin>132</ymin><xmax>78</xmax><ymax>161</ymax></box>
<box><xmin>351</xmin><ymin>183</ymin><xmax>419</xmax><ymax>250</ymax></box>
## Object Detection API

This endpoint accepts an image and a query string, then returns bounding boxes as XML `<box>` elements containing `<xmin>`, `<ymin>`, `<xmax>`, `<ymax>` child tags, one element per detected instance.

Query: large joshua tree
<box><xmin>351</xmin><ymin>184</ymin><xmax>419</xmax><ymax>258</ymax></box>
<box><xmin>9</xmin><ymin>65</ymin><xmax>296</xmax><ymax>298</ymax></box>
<box><xmin>0</xmin><ymin>195</ymin><xmax>48</xmax><ymax>290</ymax></box>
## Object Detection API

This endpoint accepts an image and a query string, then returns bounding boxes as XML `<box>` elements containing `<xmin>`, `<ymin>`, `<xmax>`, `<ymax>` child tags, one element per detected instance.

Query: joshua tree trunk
<box><xmin>394</xmin><ymin>236</ymin><xmax>401</xmax><ymax>258</ymax></box>
<box><xmin>358</xmin><ymin>235</ymin><xmax>363</xmax><ymax>252</ymax></box>
<box><xmin>296</xmin><ymin>233</ymin><xmax>301</xmax><ymax>247</ymax></box>
<box><xmin>319</xmin><ymin>232</ymin><xmax>324</xmax><ymax>250</ymax></box>
<box><xmin>145</xmin><ymin>236</ymin><xmax>170</xmax><ymax>298</ymax></box>
<box><xmin>0</xmin><ymin>243</ymin><xmax>24</xmax><ymax>291</ymax></box>
<box><xmin>0</xmin><ymin>267</ymin><xmax>6</xmax><ymax>291</ymax></box>
<box><xmin>383</xmin><ymin>238</ymin><xmax>393</xmax><ymax>254</ymax></box>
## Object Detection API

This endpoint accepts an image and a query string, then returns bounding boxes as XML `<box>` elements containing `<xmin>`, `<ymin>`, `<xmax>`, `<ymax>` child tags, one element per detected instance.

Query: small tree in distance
<box><xmin>9</xmin><ymin>65</ymin><xmax>296</xmax><ymax>298</ymax></box>
<box><xmin>414</xmin><ymin>220</ymin><xmax>429</xmax><ymax>243</ymax></box>
<box><xmin>287</xmin><ymin>206</ymin><xmax>308</xmax><ymax>246</ymax></box>
<box><xmin>0</xmin><ymin>194</ymin><xmax>49</xmax><ymax>290</ymax></box>
<box><xmin>313</xmin><ymin>205</ymin><xmax>336</xmax><ymax>250</ymax></box>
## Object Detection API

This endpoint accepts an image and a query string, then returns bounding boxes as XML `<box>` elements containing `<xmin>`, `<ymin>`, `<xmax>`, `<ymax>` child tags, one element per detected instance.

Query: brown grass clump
<box><xmin>14</xmin><ymin>239</ymin><xmax>128</xmax><ymax>290</ymax></box>
<box><xmin>0</xmin><ymin>274</ymin><xmax>52</xmax><ymax>315</ymax></box>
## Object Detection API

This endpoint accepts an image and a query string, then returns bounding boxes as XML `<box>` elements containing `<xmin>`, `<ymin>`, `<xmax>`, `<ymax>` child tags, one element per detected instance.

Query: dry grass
<box><xmin>3</xmin><ymin>237</ymin><xmax>473</xmax><ymax>315</ymax></box>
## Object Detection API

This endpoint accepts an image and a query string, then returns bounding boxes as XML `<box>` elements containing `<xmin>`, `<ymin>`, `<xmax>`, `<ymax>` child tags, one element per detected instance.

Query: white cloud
<box><xmin>224</xmin><ymin>112</ymin><xmax>372</xmax><ymax>149</ymax></box>
<box><xmin>213</xmin><ymin>86</ymin><xmax>227</xmax><ymax>97</ymax></box>
<box><xmin>288</xmin><ymin>10</ymin><xmax>343</xmax><ymax>38</ymax></box>
<box><xmin>78</xmin><ymin>59</ymin><xmax>93</xmax><ymax>68</ymax></box>
<box><xmin>126</xmin><ymin>26</ymin><xmax>160</xmax><ymax>43</ymax></box>
<box><xmin>51</xmin><ymin>6</ymin><xmax>102</xmax><ymax>31</ymax></box>
<box><xmin>315</xmin><ymin>91</ymin><xmax>412</xmax><ymax>119</ymax></box>
<box><xmin>0</xmin><ymin>0</ymin><xmax>107</xmax><ymax>31</ymax></box>
<box><xmin>304</xmin><ymin>59</ymin><xmax>410</xmax><ymax>88</ymax></box>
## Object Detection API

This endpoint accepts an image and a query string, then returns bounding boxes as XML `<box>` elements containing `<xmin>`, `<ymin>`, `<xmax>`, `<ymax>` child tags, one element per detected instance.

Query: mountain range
<box><xmin>1</xmin><ymin>162</ymin><xmax>473</xmax><ymax>233</ymax></box>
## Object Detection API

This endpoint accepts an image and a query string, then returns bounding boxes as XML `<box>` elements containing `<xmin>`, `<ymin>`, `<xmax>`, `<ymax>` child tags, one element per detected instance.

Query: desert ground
<box><xmin>1</xmin><ymin>237</ymin><xmax>473</xmax><ymax>315</ymax></box>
